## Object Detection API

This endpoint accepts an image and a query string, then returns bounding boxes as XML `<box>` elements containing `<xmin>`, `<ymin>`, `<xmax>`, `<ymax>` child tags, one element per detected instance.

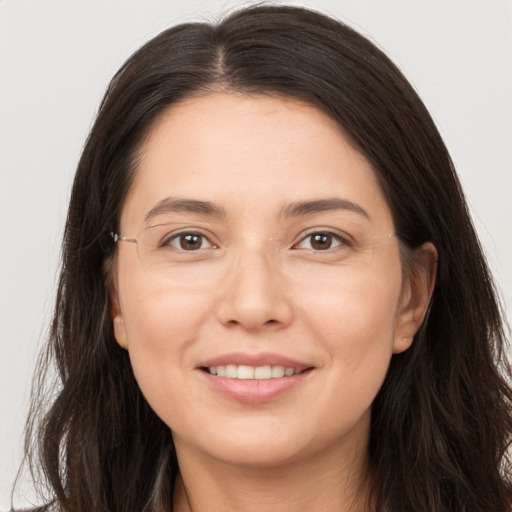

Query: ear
<box><xmin>393</xmin><ymin>242</ymin><xmax>437</xmax><ymax>354</ymax></box>
<box><xmin>110</xmin><ymin>280</ymin><xmax>129</xmax><ymax>350</ymax></box>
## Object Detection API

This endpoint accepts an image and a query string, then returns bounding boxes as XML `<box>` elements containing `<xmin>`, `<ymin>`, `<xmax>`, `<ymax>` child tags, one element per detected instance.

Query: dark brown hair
<box><xmin>17</xmin><ymin>4</ymin><xmax>511</xmax><ymax>511</ymax></box>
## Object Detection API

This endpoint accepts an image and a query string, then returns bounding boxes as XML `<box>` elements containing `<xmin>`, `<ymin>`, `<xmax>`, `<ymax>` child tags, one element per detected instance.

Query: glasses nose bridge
<box><xmin>233</xmin><ymin>237</ymin><xmax>278</xmax><ymax>273</ymax></box>
<box><xmin>215</xmin><ymin>240</ymin><xmax>293</xmax><ymax>330</ymax></box>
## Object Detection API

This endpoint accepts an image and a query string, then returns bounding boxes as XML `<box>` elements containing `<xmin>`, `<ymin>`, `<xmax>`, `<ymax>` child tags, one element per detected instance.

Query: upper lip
<box><xmin>198</xmin><ymin>352</ymin><xmax>312</xmax><ymax>370</ymax></box>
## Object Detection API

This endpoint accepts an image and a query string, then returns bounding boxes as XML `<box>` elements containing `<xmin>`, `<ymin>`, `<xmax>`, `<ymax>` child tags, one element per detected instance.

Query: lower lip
<box><xmin>198</xmin><ymin>369</ymin><xmax>312</xmax><ymax>404</ymax></box>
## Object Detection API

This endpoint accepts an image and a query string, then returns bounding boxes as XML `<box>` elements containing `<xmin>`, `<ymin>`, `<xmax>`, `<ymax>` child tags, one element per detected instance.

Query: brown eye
<box><xmin>310</xmin><ymin>233</ymin><xmax>333</xmax><ymax>250</ymax></box>
<box><xmin>167</xmin><ymin>232</ymin><xmax>211</xmax><ymax>251</ymax></box>
<box><xmin>180</xmin><ymin>234</ymin><xmax>202</xmax><ymax>250</ymax></box>
<box><xmin>295</xmin><ymin>231</ymin><xmax>345</xmax><ymax>251</ymax></box>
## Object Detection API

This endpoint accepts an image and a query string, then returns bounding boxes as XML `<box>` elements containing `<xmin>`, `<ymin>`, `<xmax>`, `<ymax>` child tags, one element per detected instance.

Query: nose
<box><xmin>215</xmin><ymin>247</ymin><xmax>293</xmax><ymax>331</ymax></box>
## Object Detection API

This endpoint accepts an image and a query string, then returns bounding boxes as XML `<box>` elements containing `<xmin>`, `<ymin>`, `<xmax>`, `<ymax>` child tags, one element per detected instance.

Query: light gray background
<box><xmin>1</xmin><ymin>0</ymin><xmax>511</xmax><ymax>508</ymax></box>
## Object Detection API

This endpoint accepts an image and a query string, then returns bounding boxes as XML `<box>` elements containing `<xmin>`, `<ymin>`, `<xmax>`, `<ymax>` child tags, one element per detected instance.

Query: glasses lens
<box><xmin>136</xmin><ymin>223</ymin><xmax>214</xmax><ymax>279</ymax></box>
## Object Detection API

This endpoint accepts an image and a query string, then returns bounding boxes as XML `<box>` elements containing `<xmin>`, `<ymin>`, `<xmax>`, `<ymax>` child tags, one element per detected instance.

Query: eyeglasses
<box><xmin>111</xmin><ymin>222</ymin><xmax>396</xmax><ymax>282</ymax></box>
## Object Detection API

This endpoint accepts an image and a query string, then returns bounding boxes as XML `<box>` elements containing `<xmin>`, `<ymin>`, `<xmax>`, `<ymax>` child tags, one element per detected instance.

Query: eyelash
<box><xmin>160</xmin><ymin>229</ymin><xmax>352</xmax><ymax>252</ymax></box>
<box><xmin>292</xmin><ymin>230</ymin><xmax>352</xmax><ymax>252</ymax></box>
<box><xmin>161</xmin><ymin>231</ymin><xmax>217</xmax><ymax>251</ymax></box>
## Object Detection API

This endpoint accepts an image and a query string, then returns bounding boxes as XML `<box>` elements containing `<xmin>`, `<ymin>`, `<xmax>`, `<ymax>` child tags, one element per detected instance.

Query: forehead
<box><xmin>121</xmin><ymin>92</ymin><xmax>392</xmax><ymax>231</ymax></box>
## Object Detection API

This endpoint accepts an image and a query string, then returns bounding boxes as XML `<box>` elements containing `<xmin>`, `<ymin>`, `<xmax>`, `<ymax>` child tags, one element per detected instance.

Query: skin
<box><xmin>111</xmin><ymin>92</ymin><xmax>436</xmax><ymax>511</ymax></box>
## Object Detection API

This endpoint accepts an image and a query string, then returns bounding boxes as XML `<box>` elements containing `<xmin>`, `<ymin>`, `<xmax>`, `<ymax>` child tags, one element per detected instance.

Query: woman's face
<box><xmin>112</xmin><ymin>93</ymin><xmax>422</xmax><ymax>469</ymax></box>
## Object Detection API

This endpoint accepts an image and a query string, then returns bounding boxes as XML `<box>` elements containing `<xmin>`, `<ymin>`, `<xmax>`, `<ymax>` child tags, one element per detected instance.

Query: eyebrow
<box><xmin>280</xmin><ymin>198</ymin><xmax>371</xmax><ymax>220</ymax></box>
<box><xmin>144</xmin><ymin>196</ymin><xmax>370</xmax><ymax>224</ymax></box>
<box><xmin>144</xmin><ymin>197</ymin><xmax>227</xmax><ymax>223</ymax></box>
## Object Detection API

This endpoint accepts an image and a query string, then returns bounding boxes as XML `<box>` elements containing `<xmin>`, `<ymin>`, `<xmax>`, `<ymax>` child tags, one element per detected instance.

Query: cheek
<box><xmin>119</xmin><ymin>277</ymin><xmax>214</xmax><ymax>377</ymax></box>
<box><xmin>302</xmin><ymin>265</ymin><xmax>402</xmax><ymax>336</ymax></box>
<box><xmin>298</xmin><ymin>273</ymin><xmax>402</xmax><ymax>429</ymax></box>
<box><xmin>299</xmin><ymin>264</ymin><xmax>403</xmax><ymax>378</ymax></box>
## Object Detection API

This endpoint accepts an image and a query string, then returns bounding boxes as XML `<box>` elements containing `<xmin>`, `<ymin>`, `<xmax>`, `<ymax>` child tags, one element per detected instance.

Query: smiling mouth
<box><xmin>202</xmin><ymin>365</ymin><xmax>310</xmax><ymax>380</ymax></box>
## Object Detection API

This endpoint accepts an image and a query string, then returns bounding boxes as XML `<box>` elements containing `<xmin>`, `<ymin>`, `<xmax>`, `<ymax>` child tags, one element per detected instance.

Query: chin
<box><xmin>173</xmin><ymin>413</ymin><xmax>367</xmax><ymax>471</ymax></box>
<box><xmin>205</xmin><ymin>439</ymin><xmax>311</xmax><ymax>469</ymax></box>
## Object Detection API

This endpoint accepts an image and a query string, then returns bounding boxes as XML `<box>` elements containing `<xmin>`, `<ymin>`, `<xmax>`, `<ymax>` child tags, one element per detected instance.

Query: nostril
<box><xmin>214</xmin><ymin>281</ymin><xmax>293</xmax><ymax>330</ymax></box>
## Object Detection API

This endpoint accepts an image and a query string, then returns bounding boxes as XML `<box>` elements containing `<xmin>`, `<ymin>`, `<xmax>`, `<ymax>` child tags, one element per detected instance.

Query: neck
<box><xmin>172</xmin><ymin>435</ymin><xmax>374</xmax><ymax>512</ymax></box>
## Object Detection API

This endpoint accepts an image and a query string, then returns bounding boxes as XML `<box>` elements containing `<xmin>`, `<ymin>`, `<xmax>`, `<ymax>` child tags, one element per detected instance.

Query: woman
<box><xmin>16</xmin><ymin>4</ymin><xmax>511</xmax><ymax>511</ymax></box>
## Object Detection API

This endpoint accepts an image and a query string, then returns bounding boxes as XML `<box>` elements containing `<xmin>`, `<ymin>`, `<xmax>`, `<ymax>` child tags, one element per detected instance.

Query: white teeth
<box><xmin>254</xmin><ymin>365</ymin><xmax>271</xmax><ymax>379</ymax></box>
<box><xmin>237</xmin><ymin>365</ymin><xmax>255</xmax><ymax>379</ymax></box>
<box><xmin>207</xmin><ymin>364</ymin><xmax>304</xmax><ymax>379</ymax></box>
<box><xmin>271</xmin><ymin>365</ymin><xmax>285</xmax><ymax>378</ymax></box>
<box><xmin>226</xmin><ymin>364</ymin><xmax>237</xmax><ymax>378</ymax></box>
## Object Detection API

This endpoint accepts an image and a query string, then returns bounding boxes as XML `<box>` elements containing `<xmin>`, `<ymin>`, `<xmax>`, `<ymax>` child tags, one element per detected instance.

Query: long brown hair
<box><xmin>18</xmin><ymin>5</ymin><xmax>512</xmax><ymax>511</ymax></box>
